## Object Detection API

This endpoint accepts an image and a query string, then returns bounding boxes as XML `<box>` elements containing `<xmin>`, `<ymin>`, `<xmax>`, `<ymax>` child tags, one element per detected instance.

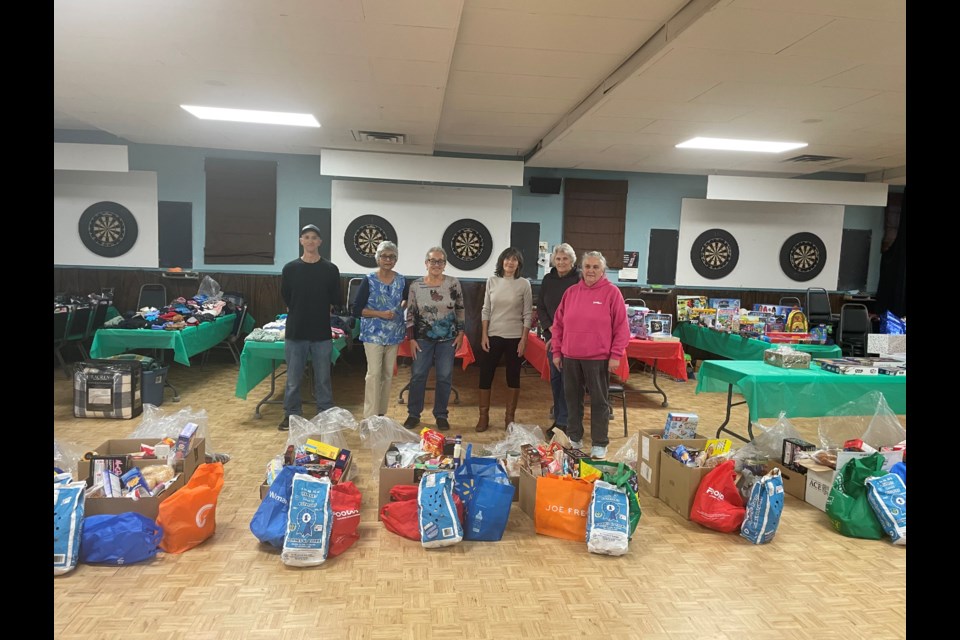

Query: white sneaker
<box><xmin>590</xmin><ymin>445</ymin><xmax>608</xmax><ymax>460</ymax></box>
<box><xmin>569</xmin><ymin>440</ymin><xmax>584</xmax><ymax>450</ymax></box>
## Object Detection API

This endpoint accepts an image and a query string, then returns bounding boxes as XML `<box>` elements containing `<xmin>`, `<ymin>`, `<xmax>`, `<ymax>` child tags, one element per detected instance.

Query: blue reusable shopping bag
<box><xmin>80</xmin><ymin>512</ymin><xmax>164</xmax><ymax>565</ymax></box>
<box><xmin>250</xmin><ymin>465</ymin><xmax>306</xmax><ymax>548</ymax></box>
<box><xmin>454</xmin><ymin>445</ymin><xmax>514</xmax><ymax>541</ymax></box>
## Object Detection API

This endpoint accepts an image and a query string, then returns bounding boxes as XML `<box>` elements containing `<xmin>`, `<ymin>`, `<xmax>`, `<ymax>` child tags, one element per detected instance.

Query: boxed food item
<box><xmin>763</xmin><ymin>347</ymin><xmax>811</xmax><ymax>369</ymax></box>
<box><xmin>781</xmin><ymin>437</ymin><xmax>816</xmax><ymax>472</ymax></box>
<box><xmin>663</xmin><ymin>412</ymin><xmax>698</xmax><ymax>439</ymax></box>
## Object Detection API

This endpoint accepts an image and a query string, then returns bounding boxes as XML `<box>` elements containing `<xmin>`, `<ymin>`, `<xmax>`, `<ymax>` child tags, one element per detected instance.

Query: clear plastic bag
<box><xmin>608</xmin><ymin>433</ymin><xmax>640</xmax><ymax>468</ymax></box>
<box><xmin>287</xmin><ymin>407</ymin><xmax>359</xmax><ymax>450</ymax></box>
<box><xmin>732</xmin><ymin>412</ymin><xmax>802</xmax><ymax>470</ymax></box>
<box><xmin>197</xmin><ymin>275</ymin><xmax>222</xmax><ymax>301</ymax></box>
<box><xmin>476</xmin><ymin>422</ymin><xmax>546</xmax><ymax>459</ymax></box>
<box><xmin>127</xmin><ymin>405</ymin><xmax>224</xmax><ymax>462</ymax></box>
<box><xmin>358</xmin><ymin>416</ymin><xmax>420</xmax><ymax>477</ymax></box>
<box><xmin>818</xmin><ymin>391</ymin><xmax>906</xmax><ymax>449</ymax></box>
<box><xmin>54</xmin><ymin>438</ymin><xmax>86</xmax><ymax>476</ymax></box>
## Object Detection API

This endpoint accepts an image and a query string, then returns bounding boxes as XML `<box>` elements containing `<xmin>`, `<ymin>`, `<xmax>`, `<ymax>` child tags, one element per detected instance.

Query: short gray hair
<box><xmin>581</xmin><ymin>250</ymin><xmax>607</xmax><ymax>271</ymax></box>
<box><xmin>425</xmin><ymin>246</ymin><xmax>447</xmax><ymax>261</ymax></box>
<box><xmin>375</xmin><ymin>240</ymin><xmax>398</xmax><ymax>260</ymax></box>
<box><xmin>552</xmin><ymin>242</ymin><xmax>576</xmax><ymax>264</ymax></box>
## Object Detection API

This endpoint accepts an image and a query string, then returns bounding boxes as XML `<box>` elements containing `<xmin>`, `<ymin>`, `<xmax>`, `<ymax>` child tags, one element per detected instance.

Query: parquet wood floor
<box><xmin>53</xmin><ymin>350</ymin><xmax>907</xmax><ymax>639</ymax></box>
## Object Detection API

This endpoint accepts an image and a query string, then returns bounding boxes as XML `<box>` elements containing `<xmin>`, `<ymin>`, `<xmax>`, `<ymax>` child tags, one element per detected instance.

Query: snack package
<box><xmin>420</xmin><ymin>428</ymin><xmax>446</xmax><ymax>458</ymax></box>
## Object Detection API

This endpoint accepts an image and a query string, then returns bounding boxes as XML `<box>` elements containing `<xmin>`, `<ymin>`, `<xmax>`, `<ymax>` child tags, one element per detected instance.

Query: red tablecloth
<box><xmin>625</xmin><ymin>339</ymin><xmax>688</xmax><ymax>381</ymax></box>
<box><xmin>396</xmin><ymin>337</ymin><xmax>476</xmax><ymax>371</ymax></box>
<box><xmin>524</xmin><ymin>332</ymin><xmax>631</xmax><ymax>381</ymax></box>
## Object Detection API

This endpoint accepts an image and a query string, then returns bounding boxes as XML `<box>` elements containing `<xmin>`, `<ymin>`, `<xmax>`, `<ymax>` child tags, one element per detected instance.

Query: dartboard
<box><xmin>690</xmin><ymin>228</ymin><xmax>739</xmax><ymax>279</ymax></box>
<box><xmin>442</xmin><ymin>218</ymin><xmax>493</xmax><ymax>270</ymax></box>
<box><xmin>78</xmin><ymin>201</ymin><xmax>139</xmax><ymax>258</ymax></box>
<box><xmin>343</xmin><ymin>215</ymin><xmax>397</xmax><ymax>268</ymax></box>
<box><xmin>779</xmin><ymin>232</ymin><xmax>827</xmax><ymax>281</ymax></box>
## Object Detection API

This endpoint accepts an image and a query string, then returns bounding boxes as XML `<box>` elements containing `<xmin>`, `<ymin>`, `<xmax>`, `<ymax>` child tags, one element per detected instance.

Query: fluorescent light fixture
<box><xmin>676</xmin><ymin>137</ymin><xmax>806</xmax><ymax>153</ymax></box>
<box><xmin>181</xmin><ymin>105</ymin><xmax>320</xmax><ymax>127</ymax></box>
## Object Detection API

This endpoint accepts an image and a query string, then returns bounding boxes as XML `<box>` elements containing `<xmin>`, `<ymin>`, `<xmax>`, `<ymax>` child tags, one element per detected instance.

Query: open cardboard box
<box><xmin>638</xmin><ymin>428</ymin><xmax>708</xmax><ymax>498</ymax></box>
<box><xmin>80</xmin><ymin>437</ymin><xmax>205</xmax><ymax>519</ymax></box>
<box><xmin>797</xmin><ymin>450</ymin><xmax>903</xmax><ymax>512</ymax></box>
<box><xmin>657</xmin><ymin>451</ymin><xmax>713</xmax><ymax>520</ymax></box>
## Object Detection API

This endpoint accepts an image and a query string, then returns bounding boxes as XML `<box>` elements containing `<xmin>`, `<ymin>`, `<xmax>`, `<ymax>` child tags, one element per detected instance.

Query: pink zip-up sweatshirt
<box><xmin>551</xmin><ymin>275</ymin><xmax>630</xmax><ymax>361</ymax></box>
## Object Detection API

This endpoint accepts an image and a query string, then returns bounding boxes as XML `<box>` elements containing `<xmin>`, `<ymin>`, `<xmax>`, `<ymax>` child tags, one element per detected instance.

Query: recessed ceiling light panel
<box><xmin>181</xmin><ymin>105</ymin><xmax>320</xmax><ymax>127</ymax></box>
<box><xmin>676</xmin><ymin>137</ymin><xmax>807</xmax><ymax>153</ymax></box>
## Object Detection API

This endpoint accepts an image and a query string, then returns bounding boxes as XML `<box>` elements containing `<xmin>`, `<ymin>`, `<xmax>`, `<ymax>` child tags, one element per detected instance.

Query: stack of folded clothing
<box><xmin>114</xmin><ymin>294</ymin><xmax>238</xmax><ymax>331</ymax></box>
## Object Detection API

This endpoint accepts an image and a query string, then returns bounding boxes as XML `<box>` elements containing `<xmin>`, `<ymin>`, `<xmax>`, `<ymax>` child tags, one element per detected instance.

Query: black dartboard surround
<box><xmin>442</xmin><ymin>218</ymin><xmax>493</xmax><ymax>270</ymax></box>
<box><xmin>78</xmin><ymin>201</ymin><xmax>139</xmax><ymax>258</ymax></box>
<box><xmin>690</xmin><ymin>228</ymin><xmax>739</xmax><ymax>279</ymax></box>
<box><xmin>779</xmin><ymin>232</ymin><xmax>827</xmax><ymax>281</ymax></box>
<box><xmin>344</xmin><ymin>215</ymin><xmax>397</xmax><ymax>268</ymax></box>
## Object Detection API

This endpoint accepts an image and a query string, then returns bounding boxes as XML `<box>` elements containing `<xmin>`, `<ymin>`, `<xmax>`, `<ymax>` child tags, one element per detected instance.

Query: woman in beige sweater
<box><xmin>475</xmin><ymin>247</ymin><xmax>533</xmax><ymax>432</ymax></box>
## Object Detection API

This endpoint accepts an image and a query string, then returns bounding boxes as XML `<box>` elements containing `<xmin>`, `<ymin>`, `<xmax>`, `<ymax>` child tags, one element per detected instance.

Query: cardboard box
<box><xmin>804</xmin><ymin>467</ymin><xmax>837</xmax><ymax>512</ymax></box>
<box><xmin>638</xmin><ymin>428</ymin><xmax>708</xmax><ymax>497</ymax></box>
<box><xmin>518</xmin><ymin>467</ymin><xmax>538</xmax><ymax>519</ymax></box>
<box><xmin>78</xmin><ymin>437</ymin><xmax>205</xmax><ymax>487</ymax></box>
<box><xmin>657</xmin><ymin>451</ymin><xmax>712</xmax><ymax>520</ymax></box>
<box><xmin>80</xmin><ymin>437</ymin><xmax>204</xmax><ymax>519</ymax></box>
<box><xmin>770</xmin><ymin>462</ymin><xmax>807</xmax><ymax>500</ymax></box>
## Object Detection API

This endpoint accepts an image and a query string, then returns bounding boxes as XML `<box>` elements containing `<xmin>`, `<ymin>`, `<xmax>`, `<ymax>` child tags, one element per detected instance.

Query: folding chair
<box><xmin>838</xmin><ymin>303</ymin><xmax>870</xmax><ymax>357</ymax></box>
<box><xmin>54</xmin><ymin>307</ymin><xmax>72</xmax><ymax>378</ymax></box>
<box><xmin>137</xmin><ymin>283</ymin><xmax>168</xmax><ymax>310</ymax></box>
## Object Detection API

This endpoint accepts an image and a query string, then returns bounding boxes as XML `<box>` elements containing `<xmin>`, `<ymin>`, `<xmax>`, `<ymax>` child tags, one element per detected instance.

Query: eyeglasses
<box><xmin>379</xmin><ymin>254</ymin><xmax>397</xmax><ymax>261</ymax></box>
<box><xmin>427</xmin><ymin>259</ymin><xmax>446</xmax><ymax>266</ymax></box>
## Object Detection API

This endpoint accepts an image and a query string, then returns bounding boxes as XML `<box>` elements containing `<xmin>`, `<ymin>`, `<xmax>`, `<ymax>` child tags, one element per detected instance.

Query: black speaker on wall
<box><xmin>529</xmin><ymin>177</ymin><xmax>562</xmax><ymax>194</ymax></box>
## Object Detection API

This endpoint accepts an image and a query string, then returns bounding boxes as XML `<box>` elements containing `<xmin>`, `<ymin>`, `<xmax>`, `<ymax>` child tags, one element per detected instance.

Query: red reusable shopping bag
<box><xmin>328</xmin><ymin>482</ymin><xmax>362</xmax><ymax>557</ymax></box>
<box><xmin>689</xmin><ymin>460</ymin><xmax>746</xmax><ymax>533</ymax></box>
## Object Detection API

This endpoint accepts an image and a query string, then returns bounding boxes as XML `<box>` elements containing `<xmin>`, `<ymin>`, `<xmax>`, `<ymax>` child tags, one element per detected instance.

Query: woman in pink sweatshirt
<box><xmin>551</xmin><ymin>251</ymin><xmax>630</xmax><ymax>459</ymax></box>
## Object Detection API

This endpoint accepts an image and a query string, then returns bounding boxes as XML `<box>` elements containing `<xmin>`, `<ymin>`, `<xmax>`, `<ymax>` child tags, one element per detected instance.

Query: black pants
<box><xmin>562</xmin><ymin>357</ymin><xmax>610</xmax><ymax>446</ymax></box>
<box><xmin>478</xmin><ymin>336</ymin><xmax>522</xmax><ymax>389</ymax></box>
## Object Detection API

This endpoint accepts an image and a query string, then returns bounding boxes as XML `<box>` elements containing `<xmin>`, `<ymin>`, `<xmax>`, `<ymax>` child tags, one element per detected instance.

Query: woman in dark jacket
<box><xmin>537</xmin><ymin>243</ymin><xmax>579</xmax><ymax>435</ymax></box>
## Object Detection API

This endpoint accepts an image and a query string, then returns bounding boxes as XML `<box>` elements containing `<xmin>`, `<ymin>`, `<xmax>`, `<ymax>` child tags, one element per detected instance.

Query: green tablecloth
<box><xmin>234</xmin><ymin>337</ymin><xmax>348</xmax><ymax>400</ymax></box>
<box><xmin>90</xmin><ymin>313</ymin><xmax>256</xmax><ymax>367</ymax></box>
<box><xmin>695</xmin><ymin>360</ymin><xmax>906</xmax><ymax>420</ymax></box>
<box><xmin>675</xmin><ymin>323</ymin><xmax>842</xmax><ymax>360</ymax></box>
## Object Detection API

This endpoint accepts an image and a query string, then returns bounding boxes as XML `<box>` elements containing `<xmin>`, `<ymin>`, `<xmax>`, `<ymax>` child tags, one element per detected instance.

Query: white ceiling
<box><xmin>54</xmin><ymin>0</ymin><xmax>906</xmax><ymax>184</ymax></box>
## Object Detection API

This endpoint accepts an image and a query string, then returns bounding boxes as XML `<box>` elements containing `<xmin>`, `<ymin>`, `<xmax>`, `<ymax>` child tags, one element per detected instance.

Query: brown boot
<box><xmin>504</xmin><ymin>387</ymin><xmax>520</xmax><ymax>428</ymax></box>
<box><xmin>475</xmin><ymin>389</ymin><xmax>491</xmax><ymax>432</ymax></box>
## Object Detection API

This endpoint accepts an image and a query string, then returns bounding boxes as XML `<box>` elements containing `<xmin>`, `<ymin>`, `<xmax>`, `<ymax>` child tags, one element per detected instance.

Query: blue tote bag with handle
<box><xmin>454</xmin><ymin>445</ymin><xmax>515</xmax><ymax>541</ymax></box>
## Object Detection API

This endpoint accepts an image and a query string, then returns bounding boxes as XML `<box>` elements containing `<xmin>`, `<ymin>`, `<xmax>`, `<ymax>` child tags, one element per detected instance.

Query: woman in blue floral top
<box><xmin>352</xmin><ymin>241</ymin><xmax>406</xmax><ymax>418</ymax></box>
<box><xmin>403</xmin><ymin>246</ymin><xmax>465</xmax><ymax>431</ymax></box>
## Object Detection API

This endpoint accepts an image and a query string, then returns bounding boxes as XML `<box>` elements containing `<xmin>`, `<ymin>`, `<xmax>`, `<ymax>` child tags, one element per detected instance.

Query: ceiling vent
<box><xmin>351</xmin><ymin>130</ymin><xmax>405</xmax><ymax>144</ymax></box>
<box><xmin>783</xmin><ymin>154</ymin><xmax>846</xmax><ymax>164</ymax></box>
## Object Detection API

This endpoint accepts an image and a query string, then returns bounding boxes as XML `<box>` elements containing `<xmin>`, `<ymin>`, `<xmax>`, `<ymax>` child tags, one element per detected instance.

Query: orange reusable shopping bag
<box><xmin>156</xmin><ymin>462</ymin><xmax>225</xmax><ymax>553</ymax></box>
<box><xmin>534</xmin><ymin>474</ymin><xmax>595</xmax><ymax>542</ymax></box>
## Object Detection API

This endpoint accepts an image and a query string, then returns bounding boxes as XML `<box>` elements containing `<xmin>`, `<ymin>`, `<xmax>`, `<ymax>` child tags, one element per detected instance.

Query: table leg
<box><xmin>714</xmin><ymin>383</ymin><xmax>752</xmax><ymax>442</ymax></box>
<box><xmin>255</xmin><ymin>359</ymin><xmax>286</xmax><ymax>419</ymax></box>
<box><xmin>626</xmin><ymin>358</ymin><xmax>669</xmax><ymax>407</ymax></box>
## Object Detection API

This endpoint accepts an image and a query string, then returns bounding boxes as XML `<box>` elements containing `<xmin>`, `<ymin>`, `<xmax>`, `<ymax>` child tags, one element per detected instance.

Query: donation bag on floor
<box><xmin>454</xmin><ymin>445</ymin><xmax>514</xmax><ymax>541</ymax></box>
<box><xmin>81</xmin><ymin>512</ymin><xmax>164</xmax><ymax>565</ymax></box>
<box><xmin>534</xmin><ymin>474</ymin><xmax>594</xmax><ymax>542</ymax></box>
<box><xmin>581</xmin><ymin>459</ymin><xmax>642</xmax><ymax>537</ymax></box>
<box><xmin>690</xmin><ymin>459</ymin><xmax>746</xmax><ymax>533</ymax></box>
<box><xmin>329</xmin><ymin>481</ymin><xmax>363</xmax><ymax>556</ymax></box>
<box><xmin>157</xmin><ymin>462</ymin><xmax>225</xmax><ymax>553</ymax></box>
<box><xmin>249</xmin><ymin>465</ymin><xmax>306</xmax><ymax>548</ymax></box>
<box><xmin>826</xmin><ymin>452</ymin><xmax>887</xmax><ymax>540</ymax></box>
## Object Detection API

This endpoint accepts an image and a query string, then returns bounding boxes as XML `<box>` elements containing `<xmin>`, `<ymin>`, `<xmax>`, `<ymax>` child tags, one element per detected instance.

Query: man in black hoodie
<box><xmin>537</xmin><ymin>243</ymin><xmax>580</xmax><ymax>435</ymax></box>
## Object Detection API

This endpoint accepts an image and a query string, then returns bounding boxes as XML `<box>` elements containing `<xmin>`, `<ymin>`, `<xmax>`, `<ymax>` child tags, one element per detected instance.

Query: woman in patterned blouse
<box><xmin>352</xmin><ymin>240</ymin><xmax>406</xmax><ymax>418</ymax></box>
<box><xmin>403</xmin><ymin>246</ymin><xmax>465</xmax><ymax>431</ymax></box>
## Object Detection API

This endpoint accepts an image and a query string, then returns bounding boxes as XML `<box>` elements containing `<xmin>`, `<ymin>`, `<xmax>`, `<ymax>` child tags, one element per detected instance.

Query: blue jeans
<box><xmin>283</xmin><ymin>339</ymin><xmax>334</xmax><ymax>417</ymax></box>
<box><xmin>407</xmin><ymin>339</ymin><xmax>455</xmax><ymax>420</ymax></box>
<box><xmin>549</xmin><ymin>356</ymin><xmax>568</xmax><ymax>427</ymax></box>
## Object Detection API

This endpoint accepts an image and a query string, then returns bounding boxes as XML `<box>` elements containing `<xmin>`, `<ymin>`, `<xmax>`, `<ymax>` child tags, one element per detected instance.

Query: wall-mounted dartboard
<box><xmin>442</xmin><ymin>218</ymin><xmax>493</xmax><ymax>270</ymax></box>
<box><xmin>779</xmin><ymin>232</ymin><xmax>827</xmax><ymax>281</ymax></box>
<box><xmin>344</xmin><ymin>214</ymin><xmax>397</xmax><ymax>268</ymax></box>
<box><xmin>78</xmin><ymin>201</ymin><xmax>139</xmax><ymax>258</ymax></box>
<box><xmin>690</xmin><ymin>228</ymin><xmax>739</xmax><ymax>279</ymax></box>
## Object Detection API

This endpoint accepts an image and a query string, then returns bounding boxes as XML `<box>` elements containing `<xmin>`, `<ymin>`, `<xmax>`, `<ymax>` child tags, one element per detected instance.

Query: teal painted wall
<box><xmin>55</xmin><ymin>130</ymin><xmax>896</xmax><ymax>291</ymax></box>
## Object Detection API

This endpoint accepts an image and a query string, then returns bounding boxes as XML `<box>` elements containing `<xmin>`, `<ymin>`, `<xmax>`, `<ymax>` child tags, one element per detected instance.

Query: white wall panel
<box><xmin>54</xmin><ymin>170</ymin><xmax>159</xmax><ymax>268</ymax></box>
<box><xmin>707</xmin><ymin>175</ymin><xmax>888</xmax><ymax>206</ymax></box>
<box><xmin>331</xmin><ymin>180</ymin><xmax>511</xmax><ymax>278</ymax></box>
<box><xmin>54</xmin><ymin>143</ymin><xmax>129</xmax><ymax>172</ymax></box>
<box><xmin>676</xmin><ymin>198</ymin><xmax>843</xmax><ymax>290</ymax></box>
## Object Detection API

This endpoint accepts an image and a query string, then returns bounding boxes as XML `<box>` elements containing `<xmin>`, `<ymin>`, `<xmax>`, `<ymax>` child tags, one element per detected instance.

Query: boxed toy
<box><xmin>626</xmin><ymin>305</ymin><xmax>649</xmax><ymax>339</ymax></box>
<box><xmin>663</xmin><ymin>412</ymin><xmax>698</xmax><ymax>439</ymax></box>
<box><xmin>645</xmin><ymin>313</ymin><xmax>672</xmax><ymax>338</ymax></box>
<box><xmin>676</xmin><ymin>296</ymin><xmax>707</xmax><ymax>322</ymax></box>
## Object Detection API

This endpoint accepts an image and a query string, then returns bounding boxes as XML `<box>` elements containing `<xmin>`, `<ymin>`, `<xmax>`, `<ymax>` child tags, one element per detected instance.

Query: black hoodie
<box><xmin>538</xmin><ymin>264</ymin><xmax>581</xmax><ymax>340</ymax></box>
